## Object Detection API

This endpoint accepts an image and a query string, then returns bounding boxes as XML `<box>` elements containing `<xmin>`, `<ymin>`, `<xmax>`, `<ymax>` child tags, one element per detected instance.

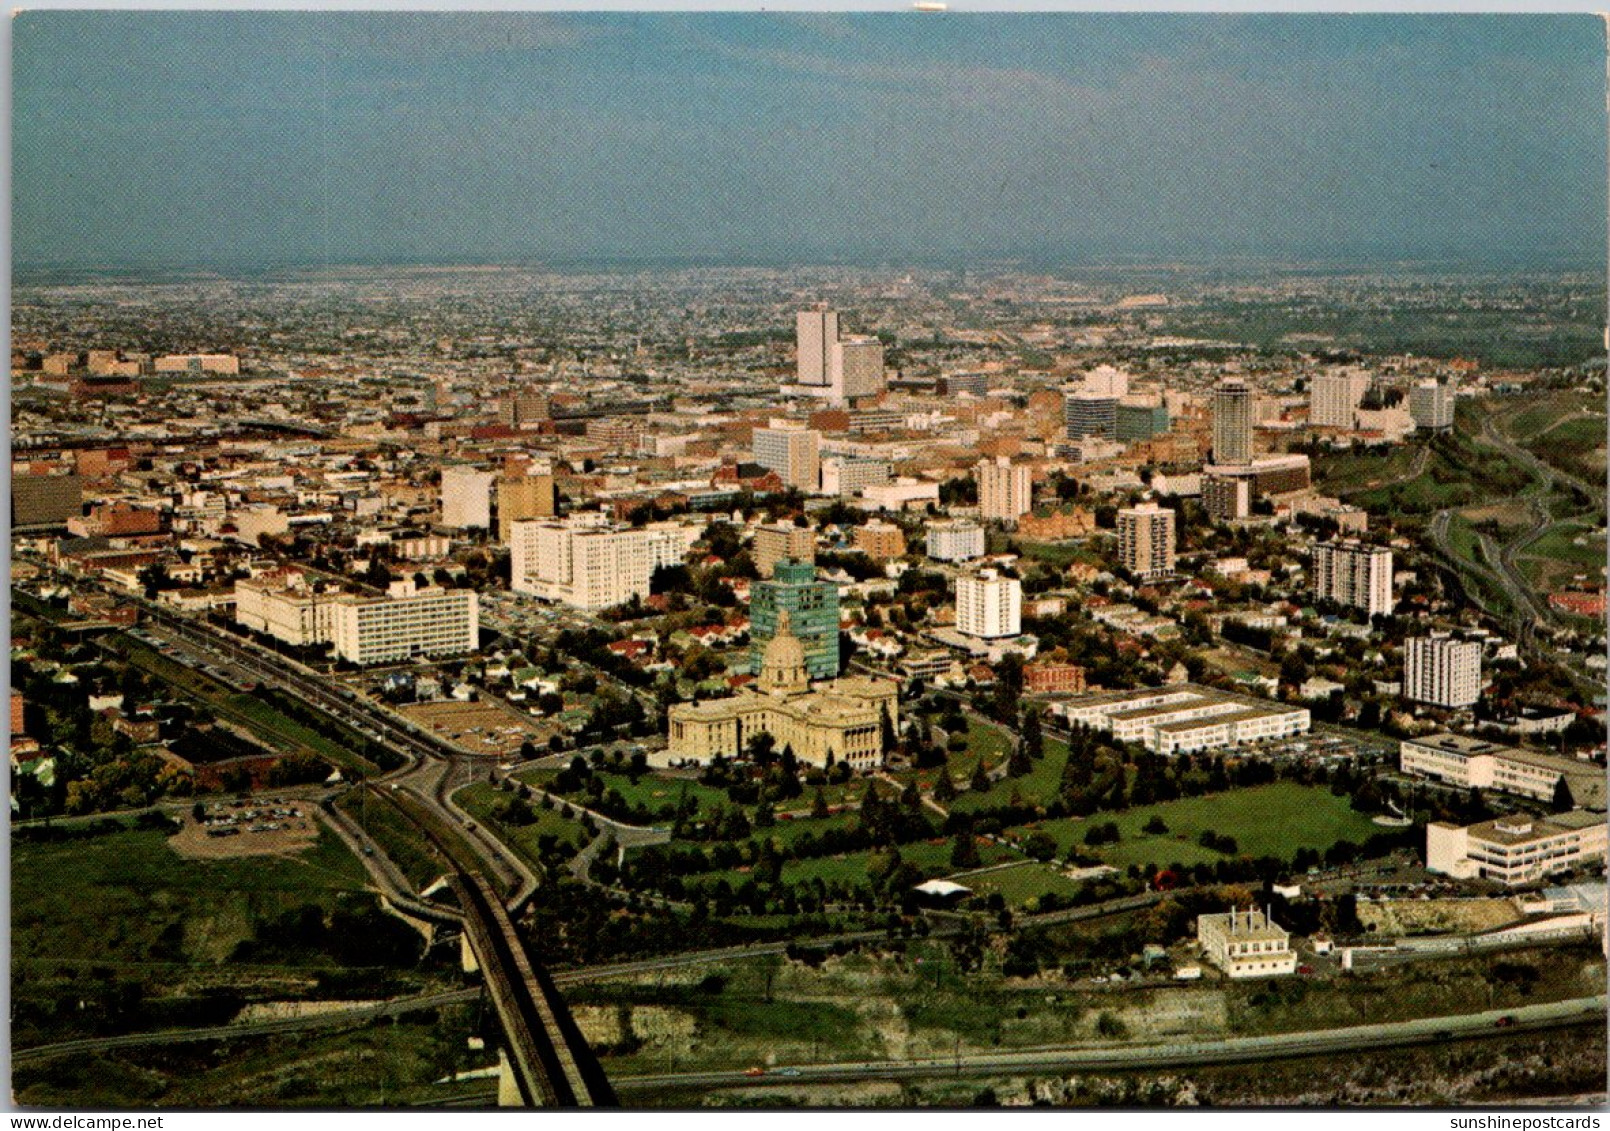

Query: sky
<box><xmin>11</xmin><ymin>12</ymin><xmax>1607</xmax><ymax>272</ymax></box>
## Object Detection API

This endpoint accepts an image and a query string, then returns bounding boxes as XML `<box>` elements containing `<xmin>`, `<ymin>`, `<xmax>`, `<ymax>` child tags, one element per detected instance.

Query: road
<box><xmin>611</xmin><ymin>994</ymin><xmax>1608</xmax><ymax>1093</ymax></box>
<box><xmin>12</xmin><ymin>988</ymin><xmax>483</xmax><ymax>1064</ymax></box>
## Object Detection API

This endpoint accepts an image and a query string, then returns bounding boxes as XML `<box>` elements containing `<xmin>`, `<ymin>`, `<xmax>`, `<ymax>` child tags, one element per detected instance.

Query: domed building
<box><xmin>667</xmin><ymin>609</ymin><xmax>898</xmax><ymax>771</ymax></box>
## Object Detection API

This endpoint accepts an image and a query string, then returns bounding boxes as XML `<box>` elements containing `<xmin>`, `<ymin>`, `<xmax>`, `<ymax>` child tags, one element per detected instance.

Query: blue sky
<box><xmin>12</xmin><ymin>13</ymin><xmax>1606</xmax><ymax>270</ymax></box>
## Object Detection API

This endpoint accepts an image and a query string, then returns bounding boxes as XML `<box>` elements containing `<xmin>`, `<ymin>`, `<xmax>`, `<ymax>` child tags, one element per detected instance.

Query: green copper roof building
<box><xmin>750</xmin><ymin>559</ymin><xmax>839</xmax><ymax>682</ymax></box>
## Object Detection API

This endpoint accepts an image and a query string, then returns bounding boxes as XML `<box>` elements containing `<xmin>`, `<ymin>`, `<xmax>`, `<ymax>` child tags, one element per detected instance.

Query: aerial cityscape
<box><xmin>9</xmin><ymin>11</ymin><xmax>1608</xmax><ymax>1114</ymax></box>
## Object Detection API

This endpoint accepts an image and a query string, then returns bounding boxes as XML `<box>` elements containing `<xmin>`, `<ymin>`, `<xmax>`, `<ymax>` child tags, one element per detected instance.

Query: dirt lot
<box><xmin>169</xmin><ymin>802</ymin><xmax>320</xmax><ymax>859</ymax></box>
<box><xmin>1356</xmin><ymin>897</ymin><xmax>1521</xmax><ymax>937</ymax></box>
<box><xmin>399</xmin><ymin>698</ymin><xmax>560</xmax><ymax>759</ymax></box>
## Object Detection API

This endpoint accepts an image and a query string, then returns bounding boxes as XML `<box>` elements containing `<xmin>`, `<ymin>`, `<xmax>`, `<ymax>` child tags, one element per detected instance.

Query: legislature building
<box><xmin>667</xmin><ymin>609</ymin><xmax>898</xmax><ymax>771</ymax></box>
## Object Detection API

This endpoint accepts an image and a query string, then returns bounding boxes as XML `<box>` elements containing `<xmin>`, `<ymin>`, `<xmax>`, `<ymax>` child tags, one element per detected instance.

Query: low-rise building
<box><xmin>1056</xmin><ymin>685</ymin><xmax>1310</xmax><ymax>756</ymax></box>
<box><xmin>926</xmin><ymin>518</ymin><xmax>986</xmax><ymax>562</ymax></box>
<box><xmin>330</xmin><ymin>580</ymin><xmax>478</xmax><ymax>666</ymax></box>
<box><xmin>1197</xmin><ymin>908</ymin><xmax>1297</xmax><ymax>979</ymax></box>
<box><xmin>1399</xmin><ymin>733</ymin><xmax>1605</xmax><ymax>811</ymax></box>
<box><xmin>1427</xmin><ymin>811</ymin><xmax>1608</xmax><ymax>886</ymax></box>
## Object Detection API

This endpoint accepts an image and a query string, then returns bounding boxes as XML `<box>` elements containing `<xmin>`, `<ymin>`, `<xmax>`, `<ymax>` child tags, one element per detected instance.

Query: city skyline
<box><xmin>13</xmin><ymin>12</ymin><xmax>1606</xmax><ymax>274</ymax></box>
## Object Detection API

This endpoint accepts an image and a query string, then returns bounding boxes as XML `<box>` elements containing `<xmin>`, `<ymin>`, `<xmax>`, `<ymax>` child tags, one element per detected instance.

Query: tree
<box><xmin>949</xmin><ymin>828</ymin><xmax>981</xmax><ymax>869</ymax></box>
<box><xmin>812</xmin><ymin>789</ymin><xmax>830</xmax><ymax>820</ymax></box>
<box><xmin>1551</xmin><ymin>776</ymin><xmax>1575</xmax><ymax>813</ymax></box>
<box><xmin>1020</xmin><ymin>707</ymin><xmax>1043</xmax><ymax>760</ymax></box>
<box><xmin>933</xmin><ymin>772</ymin><xmax>958</xmax><ymax>804</ymax></box>
<box><xmin>962</xmin><ymin>757</ymin><xmax>988</xmax><ymax>793</ymax></box>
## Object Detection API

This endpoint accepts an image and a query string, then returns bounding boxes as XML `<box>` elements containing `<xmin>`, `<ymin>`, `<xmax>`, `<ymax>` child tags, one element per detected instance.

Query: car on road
<box><xmin>743</xmin><ymin>1067</ymin><xmax>767</xmax><ymax>1077</ymax></box>
<box><xmin>1495</xmin><ymin>1015</ymin><xmax>1516</xmax><ymax>1028</ymax></box>
<box><xmin>774</xmin><ymin>1067</ymin><xmax>800</xmax><ymax>1077</ymax></box>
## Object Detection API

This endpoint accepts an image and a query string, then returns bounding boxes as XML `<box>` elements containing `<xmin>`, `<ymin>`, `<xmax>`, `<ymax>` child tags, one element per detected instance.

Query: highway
<box><xmin>612</xmin><ymin>994</ymin><xmax>1609</xmax><ymax>1093</ymax></box>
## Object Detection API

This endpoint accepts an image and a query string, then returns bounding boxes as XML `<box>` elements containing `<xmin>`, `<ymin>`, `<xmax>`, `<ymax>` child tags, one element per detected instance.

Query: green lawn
<box><xmin>949</xmin><ymin>735</ymin><xmax>1069</xmax><ymax>813</ymax></box>
<box><xmin>1519</xmin><ymin>521</ymin><xmax>1607</xmax><ymax>591</ymax></box>
<box><xmin>453</xmin><ymin>782</ymin><xmax>588</xmax><ymax>869</ymax></box>
<box><xmin>11</xmin><ymin>823</ymin><xmax>371</xmax><ymax>971</ymax></box>
<box><xmin>335</xmin><ymin>790</ymin><xmax>442</xmax><ymax>891</ymax></box>
<box><xmin>1527</xmin><ymin>415</ymin><xmax>1606</xmax><ymax>480</ymax></box>
<box><xmin>685</xmin><ymin>837</ymin><xmax>1021</xmax><ymax>892</ymax></box>
<box><xmin>1016</xmin><ymin>782</ymin><xmax>1381</xmax><ymax>871</ymax></box>
<box><xmin>948</xmin><ymin>860</ymin><xmax>1085</xmax><ymax>907</ymax></box>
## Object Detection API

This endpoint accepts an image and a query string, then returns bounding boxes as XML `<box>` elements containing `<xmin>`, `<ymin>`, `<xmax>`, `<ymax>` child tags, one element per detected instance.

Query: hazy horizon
<box><xmin>13</xmin><ymin>12</ymin><xmax>1607</xmax><ymax>276</ymax></box>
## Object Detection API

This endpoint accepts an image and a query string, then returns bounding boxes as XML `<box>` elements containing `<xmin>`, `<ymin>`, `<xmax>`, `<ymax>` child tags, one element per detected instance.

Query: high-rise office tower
<box><xmin>439</xmin><ymin>466</ymin><xmax>496</xmax><ymax>530</ymax></box>
<box><xmin>752</xmin><ymin>424</ymin><xmax>822</xmax><ymax>493</ymax></box>
<box><xmin>1403</xmin><ymin>633</ymin><xmax>1482</xmax><ymax>708</ymax></box>
<box><xmin>975</xmin><ymin>456</ymin><xmax>1032</xmax><ymax>524</ymax></box>
<box><xmin>1309</xmin><ymin>369</ymin><xmax>1372</xmax><ymax>429</ymax></box>
<box><xmin>750</xmin><ymin>560</ymin><xmax>840</xmax><ymax>680</ymax></box>
<box><xmin>828</xmin><ymin>335</ymin><xmax>886</xmax><ymax>401</ymax></box>
<box><xmin>1312</xmin><ymin>540</ymin><xmax>1394</xmax><ymax>618</ymax></box>
<box><xmin>1065</xmin><ymin>392</ymin><xmax>1119</xmax><ymax>439</ymax></box>
<box><xmin>1117</xmin><ymin>502</ymin><xmax>1177</xmax><ymax>580</ymax></box>
<box><xmin>1409</xmin><ymin>381</ymin><xmax>1456</xmax><ymax>432</ymax></box>
<box><xmin>796</xmin><ymin>306</ymin><xmax>840</xmax><ymax>388</ymax></box>
<box><xmin>956</xmin><ymin>569</ymin><xmax>1022</xmax><ymax>639</ymax></box>
<box><xmin>497</xmin><ymin>474</ymin><xmax>557</xmax><ymax>543</ymax></box>
<box><xmin>1212</xmin><ymin>380</ymin><xmax>1255</xmax><ymax>466</ymax></box>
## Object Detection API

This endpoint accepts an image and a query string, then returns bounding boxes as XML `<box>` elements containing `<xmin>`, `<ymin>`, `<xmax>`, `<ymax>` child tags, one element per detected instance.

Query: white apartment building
<box><xmin>330</xmin><ymin>581</ymin><xmax>479</xmax><ymax>666</ymax></box>
<box><xmin>440</xmin><ymin>466</ymin><xmax>496</xmax><ymax>530</ymax></box>
<box><xmin>820</xmin><ymin>455</ymin><xmax>892</xmax><ymax>498</ymax></box>
<box><xmin>1309</xmin><ymin>369</ymin><xmax>1372</xmax><ymax>429</ymax></box>
<box><xmin>1312</xmin><ymin>540</ymin><xmax>1393</xmax><ymax>618</ymax></box>
<box><xmin>234</xmin><ymin>570</ymin><xmax>336</xmax><ymax>647</ymax></box>
<box><xmin>1399</xmin><ymin>733</ymin><xmax>1605</xmax><ymax>810</ymax></box>
<box><xmin>1427</xmin><ymin>811</ymin><xmax>1607</xmax><ymax>886</ymax></box>
<box><xmin>1117</xmin><ymin>501</ymin><xmax>1177</xmax><ymax>580</ymax></box>
<box><xmin>1056</xmin><ymin>686</ymin><xmax>1310</xmax><ymax>756</ymax></box>
<box><xmin>1197</xmin><ymin>909</ymin><xmax>1297</xmax><ymax>978</ymax></box>
<box><xmin>975</xmin><ymin>456</ymin><xmax>1032</xmax><ymax>524</ymax></box>
<box><xmin>1410</xmin><ymin>380</ymin><xmax>1456</xmax><ymax>432</ymax></box>
<box><xmin>956</xmin><ymin>569</ymin><xmax>1022</xmax><ymax>639</ymax></box>
<box><xmin>1403</xmin><ymin>633</ymin><xmax>1483</xmax><ymax>708</ymax></box>
<box><xmin>795</xmin><ymin>306</ymin><xmax>839</xmax><ymax>388</ymax></box>
<box><xmin>753</xmin><ymin>425</ymin><xmax>822</xmax><ymax>493</ymax></box>
<box><xmin>926</xmin><ymin>518</ymin><xmax>986</xmax><ymax>562</ymax></box>
<box><xmin>510</xmin><ymin>517</ymin><xmax>693</xmax><ymax>611</ymax></box>
<box><xmin>829</xmin><ymin>335</ymin><xmax>886</xmax><ymax>401</ymax></box>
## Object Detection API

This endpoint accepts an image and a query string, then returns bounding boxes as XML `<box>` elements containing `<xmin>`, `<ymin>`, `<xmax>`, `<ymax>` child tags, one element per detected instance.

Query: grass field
<box><xmin>1527</xmin><ymin>415</ymin><xmax>1606</xmax><ymax>481</ymax></box>
<box><xmin>1518</xmin><ymin>521</ymin><xmax>1607</xmax><ymax>592</ymax></box>
<box><xmin>949</xmin><ymin>735</ymin><xmax>1070</xmax><ymax>813</ymax></box>
<box><xmin>685</xmin><ymin>836</ymin><xmax>1021</xmax><ymax>893</ymax></box>
<box><xmin>12</xmin><ymin>823</ymin><xmax>371</xmax><ymax>971</ymax></box>
<box><xmin>1015</xmin><ymin>782</ymin><xmax>1381</xmax><ymax>871</ymax></box>
<box><xmin>946</xmin><ymin>860</ymin><xmax>1086</xmax><ymax>907</ymax></box>
<box><xmin>334</xmin><ymin>790</ymin><xmax>443</xmax><ymax>891</ymax></box>
<box><xmin>453</xmin><ymin>782</ymin><xmax>588</xmax><ymax>869</ymax></box>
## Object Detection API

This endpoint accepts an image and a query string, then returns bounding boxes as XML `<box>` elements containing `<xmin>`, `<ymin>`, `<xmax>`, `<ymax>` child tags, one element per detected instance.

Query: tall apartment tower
<box><xmin>975</xmin><ymin>456</ymin><xmax>1033</xmax><ymax>524</ymax></box>
<box><xmin>750</xmin><ymin>560</ymin><xmax>840</xmax><ymax>681</ymax></box>
<box><xmin>753</xmin><ymin>522</ymin><xmax>816</xmax><ymax>578</ymax></box>
<box><xmin>829</xmin><ymin>335</ymin><xmax>886</xmax><ymax>401</ymax></box>
<box><xmin>1403</xmin><ymin>634</ymin><xmax>1482</xmax><ymax>708</ymax></box>
<box><xmin>796</xmin><ymin>306</ymin><xmax>840</xmax><ymax>388</ymax></box>
<box><xmin>1312</xmin><ymin>540</ymin><xmax>1394</xmax><ymax>619</ymax></box>
<box><xmin>1309</xmin><ymin>369</ymin><xmax>1372</xmax><ymax>429</ymax></box>
<box><xmin>1117</xmin><ymin>501</ymin><xmax>1177</xmax><ymax>580</ymax></box>
<box><xmin>497</xmin><ymin>474</ymin><xmax>557</xmax><ymax>542</ymax></box>
<box><xmin>1410</xmin><ymin>381</ymin><xmax>1456</xmax><ymax>432</ymax></box>
<box><xmin>752</xmin><ymin>425</ymin><xmax>821</xmax><ymax>493</ymax></box>
<box><xmin>440</xmin><ymin>466</ymin><xmax>496</xmax><ymax>530</ymax></box>
<box><xmin>1212</xmin><ymin>380</ymin><xmax>1255</xmax><ymax>466</ymax></box>
<box><xmin>956</xmin><ymin>569</ymin><xmax>1022</xmax><ymax>639</ymax></box>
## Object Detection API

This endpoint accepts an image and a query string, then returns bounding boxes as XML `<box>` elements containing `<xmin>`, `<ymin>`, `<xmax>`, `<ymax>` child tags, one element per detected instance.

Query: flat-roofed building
<box><xmin>1212</xmin><ymin>380</ymin><xmax>1255</xmax><ymax>466</ymax></box>
<box><xmin>829</xmin><ymin>335</ymin><xmax>886</xmax><ymax>401</ymax></box>
<box><xmin>1312</xmin><ymin>539</ymin><xmax>1393</xmax><ymax>618</ymax></box>
<box><xmin>753</xmin><ymin>523</ymin><xmax>816</xmax><ymax>578</ymax></box>
<box><xmin>1410</xmin><ymin>380</ymin><xmax>1456</xmax><ymax>432</ymax></box>
<box><xmin>796</xmin><ymin>306</ymin><xmax>839</xmax><ymax>388</ymax></box>
<box><xmin>926</xmin><ymin>518</ymin><xmax>986</xmax><ymax>562</ymax></box>
<box><xmin>440</xmin><ymin>465</ymin><xmax>495</xmax><ymax>530</ymax></box>
<box><xmin>1197</xmin><ymin>909</ymin><xmax>1297</xmax><ymax>978</ymax></box>
<box><xmin>496</xmin><ymin>474</ymin><xmax>558</xmax><ymax>542</ymax></box>
<box><xmin>854</xmin><ymin>520</ymin><xmax>906</xmax><ymax>561</ymax></box>
<box><xmin>1399</xmin><ymin>733</ymin><xmax>1605</xmax><ymax>810</ymax></box>
<box><xmin>1403</xmin><ymin>633</ymin><xmax>1483</xmax><ymax>708</ymax></box>
<box><xmin>331</xmin><ymin>580</ymin><xmax>478</xmax><ymax>666</ymax></box>
<box><xmin>1309</xmin><ymin>369</ymin><xmax>1372</xmax><ymax>429</ymax></box>
<box><xmin>1427</xmin><ymin>811</ymin><xmax>1608</xmax><ymax>886</ymax></box>
<box><xmin>956</xmin><ymin>569</ymin><xmax>1021</xmax><ymax>640</ymax></box>
<box><xmin>1202</xmin><ymin>474</ymin><xmax>1252</xmax><ymax>522</ymax></box>
<box><xmin>1056</xmin><ymin>685</ymin><xmax>1309</xmax><ymax>756</ymax></box>
<box><xmin>753</xmin><ymin>424</ymin><xmax>821</xmax><ymax>493</ymax></box>
<box><xmin>1117</xmin><ymin>501</ymin><xmax>1176</xmax><ymax>580</ymax></box>
<box><xmin>12</xmin><ymin>473</ymin><xmax>82</xmax><ymax>527</ymax></box>
<box><xmin>510</xmin><ymin>516</ymin><xmax>676</xmax><ymax>611</ymax></box>
<box><xmin>976</xmin><ymin>456</ymin><xmax>1032</xmax><ymax>524</ymax></box>
<box><xmin>820</xmin><ymin>455</ymin><xmax>892</xmax><ymax>498</ymax></box>
<box><xmin>233</xmin><ymin>569</ymin><xmax>338</xmax><ymax>647</ymax></box>
<box><xmin>751</xmin><ymin>560</ymin><xmax>840</xmax><ymax>681</ymax></box>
